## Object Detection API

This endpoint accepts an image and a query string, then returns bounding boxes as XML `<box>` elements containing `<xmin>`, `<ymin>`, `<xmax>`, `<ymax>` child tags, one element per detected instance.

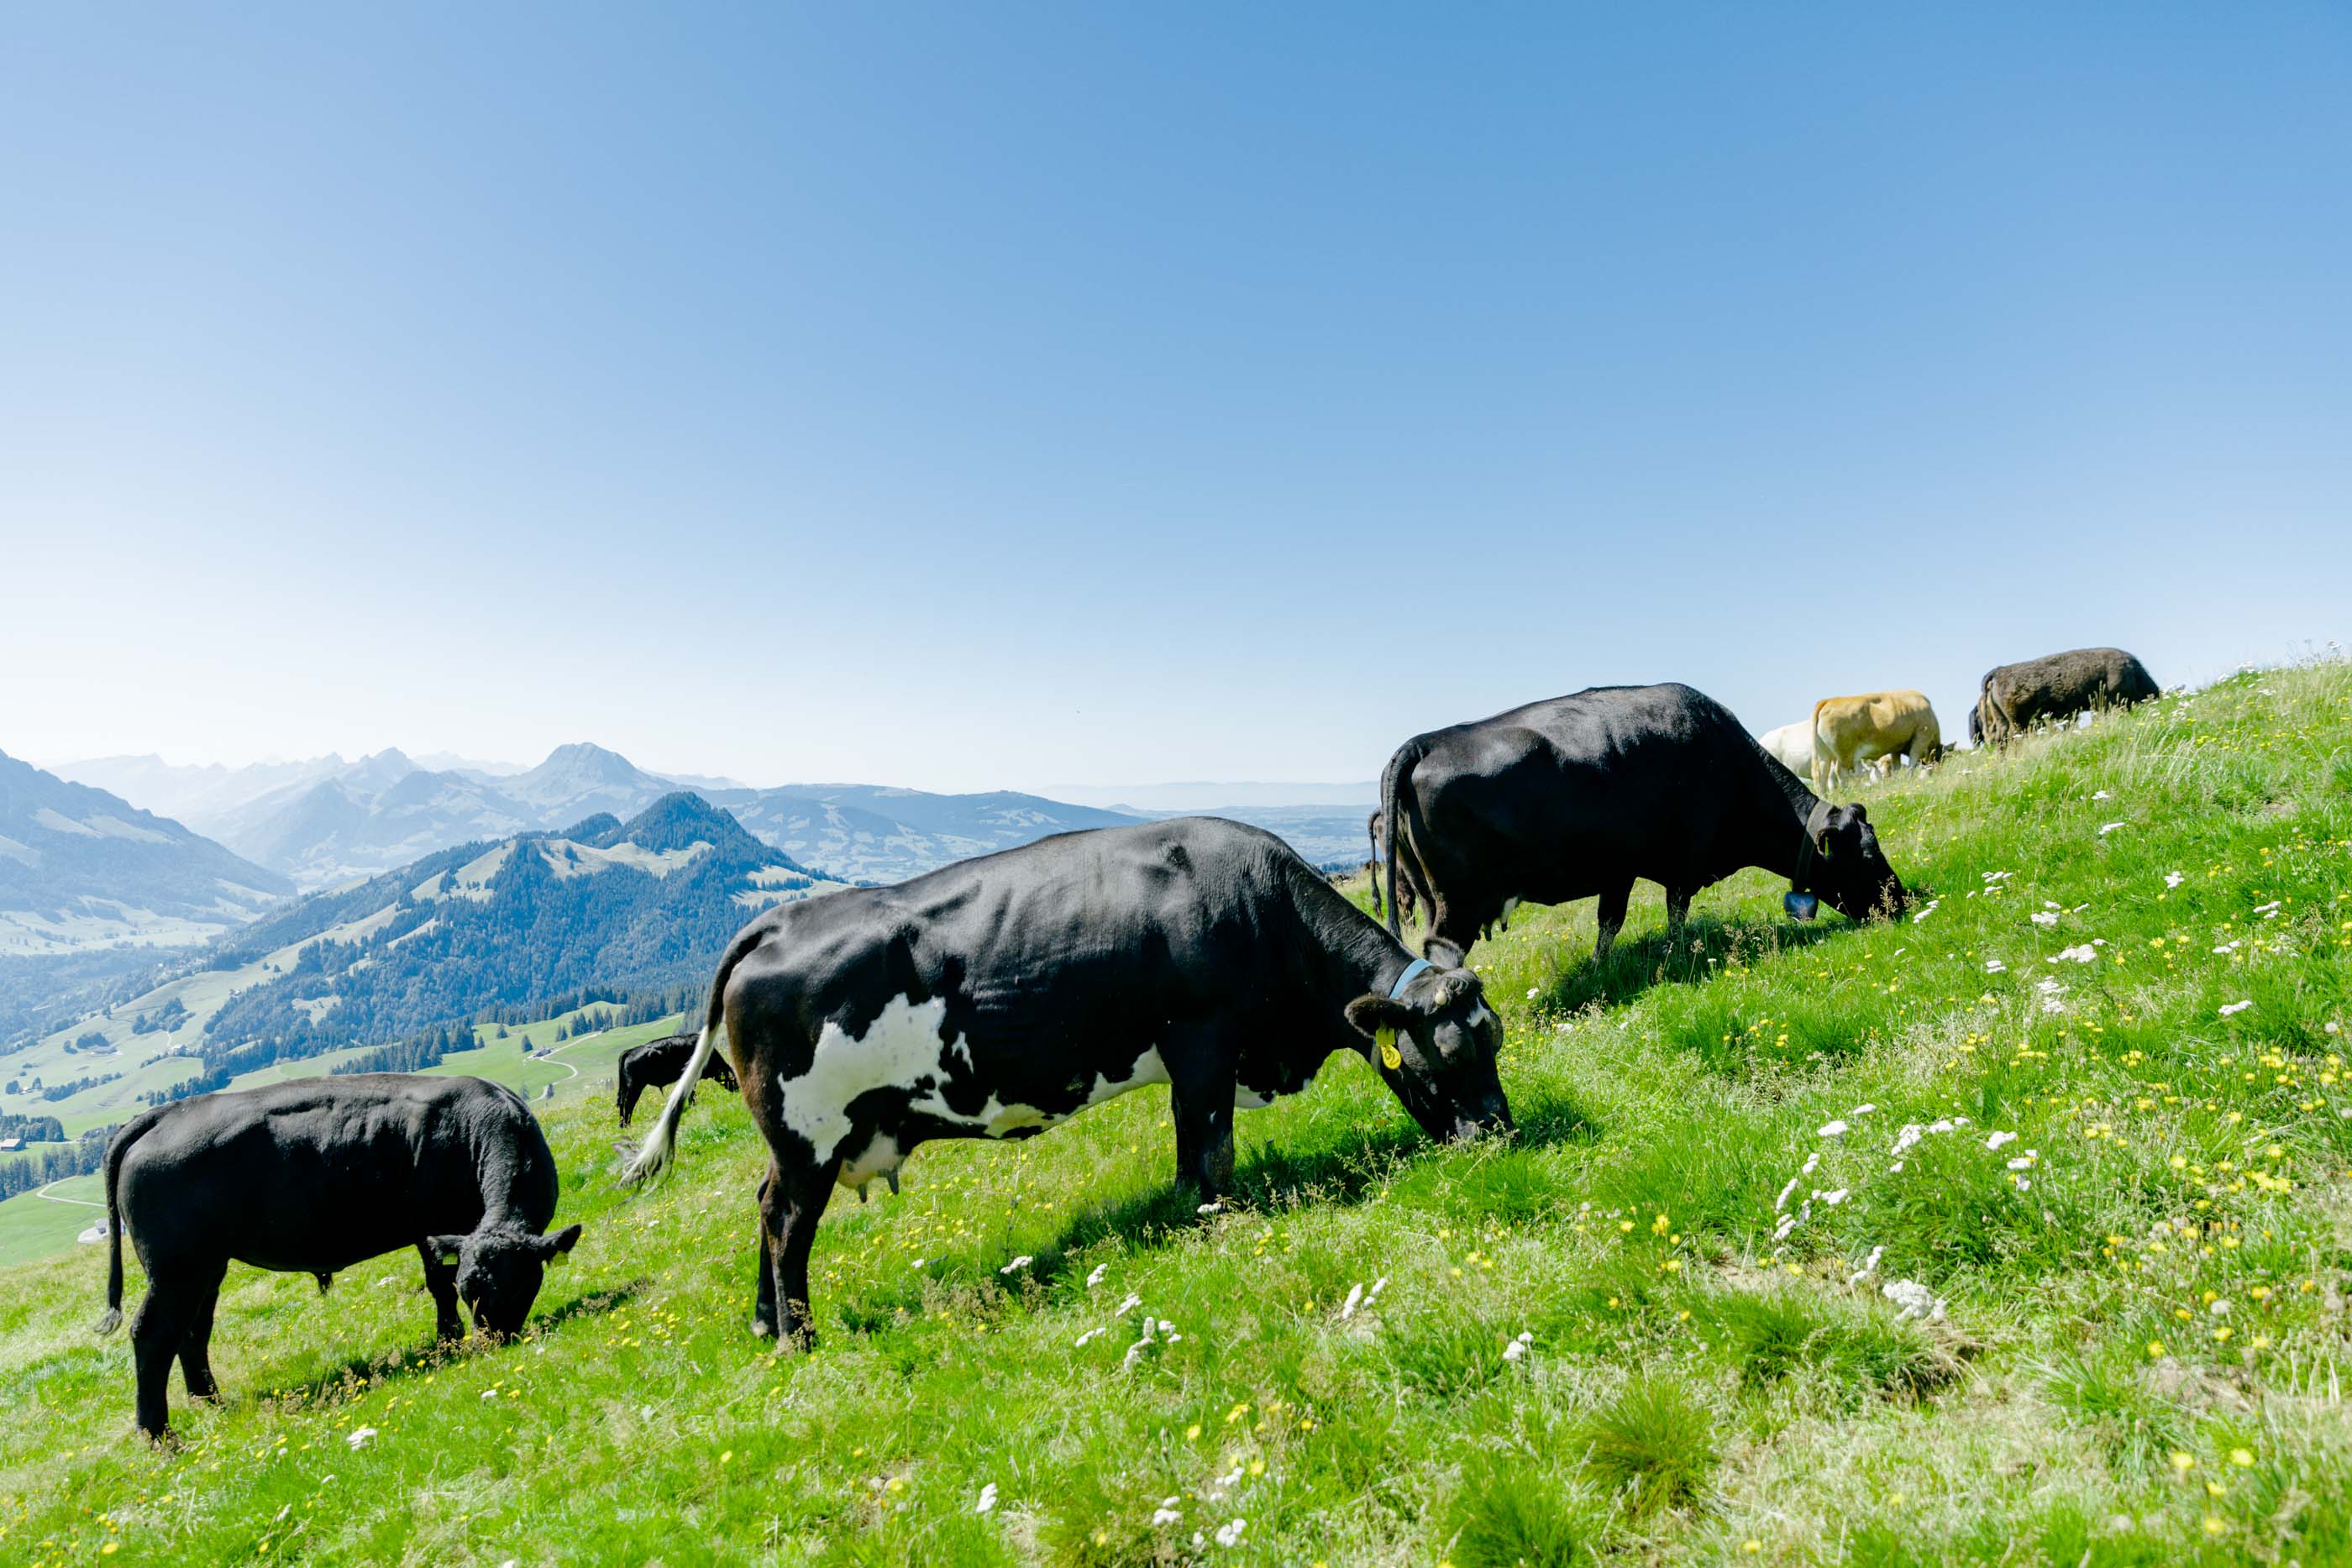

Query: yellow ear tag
<box><xmin>1378</xmin><ymin>1030</ymin><xmax>1402</xmax><ymax>1071</ymax></box>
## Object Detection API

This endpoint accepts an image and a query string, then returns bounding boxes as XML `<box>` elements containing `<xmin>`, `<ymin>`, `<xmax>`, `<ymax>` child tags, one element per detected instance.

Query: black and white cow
<box><xmin>616</xmin><ymin>1030</ymin><xmax>741</xmax><ymax>1127</ymax></box>
<box><xmin>622</xmin><ymin>815</ymin><xmax>1513</xmax><ymax>1346</ymax></box>
<box><xmin>94</xmin><ymin>1074</ymin><xmax>581</xmax><ymax>1439</ymax></box>
<box><xmin>1379</xmin><ymin>683</ymin><xmax>1909</xmax><ymax>961</ymax></box>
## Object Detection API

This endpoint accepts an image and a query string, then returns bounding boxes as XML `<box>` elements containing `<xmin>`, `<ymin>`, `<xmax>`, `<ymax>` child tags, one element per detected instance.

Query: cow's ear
<box><xmin>1344</xmin><ymin>994</ymin><xmax>1413</xmax><ymax>1039</ymax></box>
<box><xmin>1848</xmin><ymin>804</ymin><xmax>1869</xmax><ymax>823</ymax></box>
<box><xmin>539</xmin><ymin>1223</ymin><xmax>583</xmax><ymax>1261</ymax></box>
<box><xmin>1423</xmin><ymin>938</ymin><xmax>1468</xmax><ymax>972</ymax></box>
<box><xmin>427</xmin><ymin>1235</ymin><xmax>465</xmax><ymax>1267</ymax></box>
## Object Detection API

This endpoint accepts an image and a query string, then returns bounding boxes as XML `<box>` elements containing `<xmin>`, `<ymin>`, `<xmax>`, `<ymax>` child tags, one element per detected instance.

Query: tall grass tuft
<box><xmin>1447</xmin><ymin>1458</ymin><xmax>1591</xmax><ymax>1566</ymax></box>
<box><xmin>1575</xmin><ymin>1374</ymin><xmax>1717</xmax><ymax>1517</ymax></box>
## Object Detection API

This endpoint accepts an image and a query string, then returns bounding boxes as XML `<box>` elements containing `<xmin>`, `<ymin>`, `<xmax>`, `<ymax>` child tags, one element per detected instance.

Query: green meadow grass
<box><xmin>0</xmin><ymin>663</ymin><xmax>2347</xmax><ymax>1565</ymax></box>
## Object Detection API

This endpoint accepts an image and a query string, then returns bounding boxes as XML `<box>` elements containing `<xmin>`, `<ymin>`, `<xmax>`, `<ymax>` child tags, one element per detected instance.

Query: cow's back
<box><xmin>1408</xmin><ymin>684</ymin><xmax>1773</xmax><ymax>895</ymax></box>
<box><xmin>118</xmin><ymin>1075</ymin><xmax>547</xmax><ymax>1276</ymax></box>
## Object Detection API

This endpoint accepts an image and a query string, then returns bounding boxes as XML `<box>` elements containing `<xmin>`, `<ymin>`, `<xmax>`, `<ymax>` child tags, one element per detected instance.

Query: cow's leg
<box><xmin>417</xmin><ymin>1242</ymin><xmax>464</xmax><ymax>1343</ymax></box>
<box><xmin>759</xmin><ymin>1157</ymin><xmax>833</xmax><ymax>1348</ymax></box>
<box><xmin>1593</xmin><ymin>879</ymin><xmax>1633</xmax><ymax>963</ymax></box>
<box><xmin>1665</xmin><ymin>886</ymin><xmax>1693</xmax><ymax>944</ymax></box>
<box><xmin>129</xmin><ymin>1277</ymin><xmax>195</xmax><ymax>1440</ymax></box>
<box><xmin>750</xmin><ymin>1165</ymin><xmax>779</xmax><ymax>1338</ymax></box>
<box><xmin>617</xmin><ymin>1070</ymin><xmax>639</xmax><ymax>1128</ymax></box>
<box><xmin>1165</xmin><ymin>1023</ymin><xmax>1237</xmax><ymax>1198</ymax></box>
<box><xmin>176</xmin><ymin>1262</ymin><xmax>228</xmax><ymax>1403</ymax></box>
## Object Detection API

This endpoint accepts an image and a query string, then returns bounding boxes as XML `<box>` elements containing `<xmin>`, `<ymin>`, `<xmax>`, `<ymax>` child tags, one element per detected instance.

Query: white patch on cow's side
<box><xmin>1234</xmin><ymin>1083</ymin><xmax>1276</xmax><ymax>1109</ymax></box>
<box><xmin>786</xmin><ymin>999</ymin><xmax>1177</xmax><ymax>1159</ymax></box>
<box><xmin>1497</xmin><ymin>897</ymin><xmax>1521</xmax><ymax>924</ymax></box>
<box><xmin>784</xmin><ymin>994</ymin><xmax>963</xmax><ymax>1158</ymax></box>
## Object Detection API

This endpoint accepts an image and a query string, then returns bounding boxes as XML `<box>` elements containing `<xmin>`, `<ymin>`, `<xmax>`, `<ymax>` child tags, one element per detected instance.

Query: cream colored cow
<box><xmin>1756</xmin><ymin>721</ymin><xmax>1813</xmax><ymax>776</ymax></box>
<box><xmin>1811</xmin><ymin>690</ymin><xmax>1941</xmax><ymax>794</ymax></box>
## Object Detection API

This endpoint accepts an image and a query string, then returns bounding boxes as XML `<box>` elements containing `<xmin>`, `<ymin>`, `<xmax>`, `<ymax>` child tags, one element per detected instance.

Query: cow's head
<box><xmin>1343</xmin><ymin>940</ymin><xmax>1514</xmax><ymax>1141</ymax></box>
<box><xmin>429</xmin><ymin>1222</ymin><xmax>582</xmax><ymax>1338</ymax></box>
<box><xmin>1801</xmin><ymin>802</ymin><xmax>1908</xmax><ymax>920</ymax></box>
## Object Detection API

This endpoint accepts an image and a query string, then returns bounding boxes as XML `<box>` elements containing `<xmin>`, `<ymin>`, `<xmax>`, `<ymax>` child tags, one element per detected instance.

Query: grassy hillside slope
<box><xmin>0</xmin><ymin>663</ymin><xmax>2346</xmax><ymax>1565</ymax></box>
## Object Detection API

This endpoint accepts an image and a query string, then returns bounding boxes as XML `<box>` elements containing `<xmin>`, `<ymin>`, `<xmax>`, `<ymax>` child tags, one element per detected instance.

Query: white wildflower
<box><xmin>346</xmin><ymin>1426</ymin><xmax>378</xmax><ymax>1450</ymax></box>
<box><xmin>1846</xmin><ymin>1245</ymin><xmax>1884</xmax><ymax>1285</ymax></box>
<box><xmin>1891</xmin><ymin>1124</ymin><xmax>1924</xmax><ymax>1156</ymax></box>
<box><xmin>1987</xmin><ymin>1130</ymin><xmax>2019</xmax><ymax>1151</ymax></box>
<box><xmin>2032</xmin><ymin>910</ymin><xmax>2060</xmax><ymax>927</ymax></box>
<box><xmin>1850</xmin><ymin>1103</ymin><xmax>1877</xmax><ymax>1116</ymax></box>
<box><xmin>2092</xmin><ymin>790</ymin><xmax>2111</xmax><ymax>800</ymax></box>
<box><xmin>1214</xmin><ymin>1519</ymin><xmax>1247</xmax><ymax>1548</ymax></box>
<box><xmin>1818</xmin><ymin>1120</ymin><xmax>1849</xmax><ymax>1138</ymax></box>
<box><xmin>1000</xmin><ymin>1255</ymin><xmax>1033</xmax><ymax>1275</ymax></box>
<box><xmin>2049</xmin><ymin>944</ymin><xmax>2097</xmax><ymax>963</ymax></box>
<box><xmin>1074</xmin><ymin>1326</ymin><xmax>1107</xmax><ymax>1348</ymax></box>
<box><xmin>1339</xmin><ymin>1283</ymin><xmax>1364</xmax><ymax>1320</ymax></box>
<box><xmin>1821</xmin><ymin>1188</ymin><xmax>1851</xmax><ymax>1206</ymax></box>
<box><xmin>976</xmin><ymin>1482</ymin><xmax>999</xmax><ymax>1513</ymax></box>
<box><xmin>2097</xmin><ymin>821</ymin><xmax>2125</xmax><ymax>836</ymax></box>
<box><xmin>1196</xmin><ymin>1201</ymin><xmax>1222</xmax><ymax>1215</ymax></box>
<box><xmin>1152</xmin><ymin>1501</ymin><xmax>1184</xmax><ymax>1526</ymax></box>
<box><xmin>1085</xmin><ymin>1262</ymin><xmax>1107</xmax><ymax>1289</ymax></box>
<box><xmin>1882</xmin><ymin>1279</ymin><xmax>1946</xmax><ymax>1322</ymax></box>
<box><xmin>1502</xmin><ymin>1329</ymin><xmax>1535</xmax><ymax>1362</ymax></box>
<box><xmin>1983</xmin><ymin>958</ymin><xmax>2007</xmax><ymax>973</ymax></box>
<box><xmin>2219</xmin><ymin>999</ymin><xmax>2255</xmax><ymax>1017</ymax></box>
<box><xmin>1115</xmin><ymin>1293</ymin><xmax>1142</xmax><ymax>1317</ymax></box>
<box><xmin>2165</xmin><ymin>871</ymin><xmax>2185</xmax><ymax>889</ymax></box>
<box><xmin>2006</xmin><ymin>1156</ymin><xmax>2034</xmax><ymax>1171</ymax></box>
<box><xmin>1774</xmin><ymin>1175</ymin><xmax>1803</xmax><ymax>1212</ymax></box>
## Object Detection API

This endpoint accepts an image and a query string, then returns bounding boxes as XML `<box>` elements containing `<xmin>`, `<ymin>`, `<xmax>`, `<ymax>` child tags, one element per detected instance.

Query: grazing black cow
<box><xmin>616</xmin><ymin>1031</ymin><xmax>741</xmax><ymax>1127</ymax></box>
<box><xmin>93</xmin><ymin>1075</ymin><xmax>581</xmax><ymax>1439</ymax></box>
<box><xmin>1379</xmin><ymin>684</ymin><xmax>1908</xmax><ymax>961</ymax></box>
<box><xmin>1975</xmin><ymin>647</ymin><xmax>2159</xmax><ymax>747</ymax></box>
<box><xmin>622</xmin><ymin>816</ymin><xmax>1512</xmax><ymax>1346</ymax></box>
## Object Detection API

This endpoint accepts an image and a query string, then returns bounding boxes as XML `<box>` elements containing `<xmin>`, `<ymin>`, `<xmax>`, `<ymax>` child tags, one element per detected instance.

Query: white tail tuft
<box><xmin>620</xmin><ymin>1023</ymin><xmax>721</xmax><ymax>1188</ymax></box>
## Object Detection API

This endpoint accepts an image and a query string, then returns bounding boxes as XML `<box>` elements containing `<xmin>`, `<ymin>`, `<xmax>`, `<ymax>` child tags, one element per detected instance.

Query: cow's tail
<box><xmin>92</xmin><ymin>1107</ymin><xmax>166</xmax><ymax>1335</ymax></box>
<box><xmin>1378</xmin><ymin>742</ymin><xmax>1423</xmax><ymax>939</ymax></box>
<box><xmin>621</xmin><ymin>952</ymin><xmax>743</xmax><ymax>1188</ymax></box>
<box><xmin>1366</xmin><ymin>813</ymin><xmax>1383</xmax><ymax>918</ymax></box>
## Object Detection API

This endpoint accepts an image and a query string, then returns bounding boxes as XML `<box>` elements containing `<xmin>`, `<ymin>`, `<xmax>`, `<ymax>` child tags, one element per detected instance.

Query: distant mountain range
<box><xmin>0</xmin><ymin>793</ymin><xmax>843</xmax><ymax>1126</ymax></box>
<box><xmin>56</xmin><ymin>744</ymin><xmax>1142</xmax><ymax>890</ymax></box>
<box><xmin>0</xmin><ymin>751</ymin><xmax>292</xmax><ymax>957</ymax></box>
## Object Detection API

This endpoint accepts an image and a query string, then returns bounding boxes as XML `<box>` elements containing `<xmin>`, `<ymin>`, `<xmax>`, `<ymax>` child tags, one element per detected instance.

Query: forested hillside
<box><xmin>0</xmin><ymin>794</ymin><xmax>843</xmax><ymax>1130</ymax></box>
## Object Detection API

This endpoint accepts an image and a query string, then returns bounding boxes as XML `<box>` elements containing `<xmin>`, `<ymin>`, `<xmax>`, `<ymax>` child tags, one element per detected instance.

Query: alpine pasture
<box><xmin>1</xmin><ymin>662</ymin><xmax>2348</xmax><ymax>1565</ymax></box>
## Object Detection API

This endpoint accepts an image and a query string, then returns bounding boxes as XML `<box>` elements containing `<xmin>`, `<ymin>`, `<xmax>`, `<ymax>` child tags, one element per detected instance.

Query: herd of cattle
<box><xmin>88</xmin><ymin>644</ymin><xmax>2155</xmax><ymax>1438</ymax></box>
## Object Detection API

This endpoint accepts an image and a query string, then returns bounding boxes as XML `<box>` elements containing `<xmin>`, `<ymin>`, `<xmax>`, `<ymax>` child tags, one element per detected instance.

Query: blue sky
<box><xmin>3</xmin><ymin>5</ymin><xmax>2346</xmax><ymax>792</ymax></box>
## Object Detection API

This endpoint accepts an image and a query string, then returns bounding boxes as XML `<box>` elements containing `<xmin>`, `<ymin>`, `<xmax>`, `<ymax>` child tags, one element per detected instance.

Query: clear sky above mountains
<box><xmin>4</xmin><ymin>6</ymin><xmax>2346</xmax><ymax>792</ymax></box>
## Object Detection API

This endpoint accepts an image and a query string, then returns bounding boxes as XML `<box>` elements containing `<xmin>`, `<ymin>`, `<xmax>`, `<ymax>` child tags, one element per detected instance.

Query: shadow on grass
<box><xmin>1531</xmin><ymin>910</ymin><xmax>1861</xmax><ymax>1015</ymax></box>
<box><xmin>1037</xmin><ymin>1083</ymin><xmax>1601</xmax><ymax>1272</ymax></box>
<box><xmin>263</xmin><ymin>1277</ymin><xmax>647</xmax><ymax>1410</ymax></box>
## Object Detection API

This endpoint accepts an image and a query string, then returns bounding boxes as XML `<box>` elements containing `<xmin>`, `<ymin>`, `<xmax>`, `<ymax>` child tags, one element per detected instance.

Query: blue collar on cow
<box><xmin>1792</xmin><ymin>800</ymin><xmax>1835</xmax><ymax>891</ymax></box>
<box><xmin>1389</xmin><ymin>957</ymin><xmax>1436</xmax><ymax>999</ymax></box>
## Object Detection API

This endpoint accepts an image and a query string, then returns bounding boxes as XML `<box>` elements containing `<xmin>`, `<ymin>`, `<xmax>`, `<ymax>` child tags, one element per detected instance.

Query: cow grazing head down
<box><xmin>1342</xmin><ymin>941</ymin><xmax>1514</xmax><ymax>1142</ymax></box>
<box><xmin>1801</xmin><ymin>803</ymin><xmax>1908</xmax><ymax>920</ymax></box>
<box><xmin>428</xmin><ymin>1222</ymin><xmax>582</xmax><ymax>1338</ymax></box>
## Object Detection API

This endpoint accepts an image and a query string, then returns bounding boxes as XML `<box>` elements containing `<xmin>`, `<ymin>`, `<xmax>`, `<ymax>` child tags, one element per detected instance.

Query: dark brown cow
<box><xmin>1975</xmin><ymin>648</ymin><xmax>2159</xmax><ymax>747</ymax></box>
